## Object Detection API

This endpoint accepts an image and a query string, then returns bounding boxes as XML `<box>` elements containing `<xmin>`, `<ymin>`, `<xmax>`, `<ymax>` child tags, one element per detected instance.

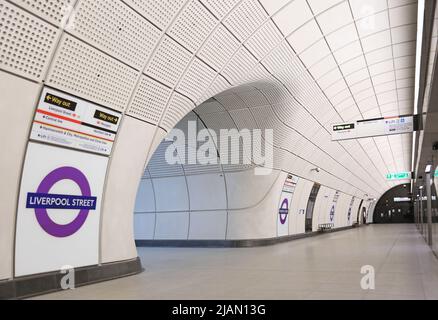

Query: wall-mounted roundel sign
<box><xmin>330</xmin><ymin>205</ymin><xmax>335</xmax><ymax>222</ymax></box>
<box><xmin>279</xmin><ymin>198</ymin><xmax>289</xmax><ymax>225</ymax></box>
<box><xmin>26</xmin><ymin>167</ymin><xmax>97</xmax><ymax>238</ymax></box>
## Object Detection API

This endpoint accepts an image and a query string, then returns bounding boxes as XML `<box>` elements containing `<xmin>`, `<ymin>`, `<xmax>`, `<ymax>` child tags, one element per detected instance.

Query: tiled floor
<box><xmin>33</xmin><ymin>224</ymin><xmax>438</xmax><ymax>300</ymax></box>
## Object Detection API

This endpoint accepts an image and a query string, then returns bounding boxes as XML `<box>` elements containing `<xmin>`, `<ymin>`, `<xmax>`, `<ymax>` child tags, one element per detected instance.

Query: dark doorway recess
<box><xmin>305</xmin><ymin>184</ymin><xmax>320</xmax><ymax>232</ymax></box>
<box><xmin>374</xmin><ymin>183</ymin><xmax>414</xmax><ymax>224</ymax></box>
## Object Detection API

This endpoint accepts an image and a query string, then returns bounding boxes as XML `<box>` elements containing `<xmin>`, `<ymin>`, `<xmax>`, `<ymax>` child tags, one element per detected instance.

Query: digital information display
<box><xmin>30</xmin><ymin>87</ymin><xmax>121</xmax><ymax>156</ymax></box>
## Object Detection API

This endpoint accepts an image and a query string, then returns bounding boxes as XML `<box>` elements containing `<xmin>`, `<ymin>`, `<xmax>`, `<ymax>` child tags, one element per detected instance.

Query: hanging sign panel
<box><xmin>30</xmin><ymin>87</ymin><xmax>121</xmax><ymax>156</ymax></box>
<box><xmin>277</xmin><ymin>174</ymin><xmax>299</xmax><ymax>237</ymax></box>
<box><xmin>15</xmin><ymin>143</ymin><xmax>108</xmax><ymax>277</ymax></box>
<box><xmin>332</xmin><ymin>115</ymin><xmax>416</xmax><ymax>141</ymax></box>
<box><xmin>386</xmin><ymin>172</ymin><xmax>412</xmax><ymax>180</ymax></box>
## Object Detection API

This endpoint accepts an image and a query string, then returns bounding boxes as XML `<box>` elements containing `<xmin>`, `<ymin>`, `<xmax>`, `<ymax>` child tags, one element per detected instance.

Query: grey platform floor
<box><xmin>33</xmin><ymin>224</ymin><xmax>438</xmax><ymax>300</ymax></box>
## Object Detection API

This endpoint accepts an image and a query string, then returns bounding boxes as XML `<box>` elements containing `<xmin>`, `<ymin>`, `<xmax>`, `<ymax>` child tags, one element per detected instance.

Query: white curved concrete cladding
<box><xmin>0</xmin><ymin>0</ymin><xmax>418</xmax><ymax>280</ymax></box>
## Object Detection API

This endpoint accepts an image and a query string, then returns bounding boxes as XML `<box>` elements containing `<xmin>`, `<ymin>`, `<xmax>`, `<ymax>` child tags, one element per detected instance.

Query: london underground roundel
<box><xmin>26</xmin><ymin>166</ymin><xmax>97</xmax><ymax>238</ymax></box>
<box><xmin>279</xmin><ymin>198</ymin><xmax>289</xmax><ymax>225</ymax></box>
<box><xmin>330</xmin><ymin>205</ymin><xmax>335</xmax><ymax>222</ymax></box>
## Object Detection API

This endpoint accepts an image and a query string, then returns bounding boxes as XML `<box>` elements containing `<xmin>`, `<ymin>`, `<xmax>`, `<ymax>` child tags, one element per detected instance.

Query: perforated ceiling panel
<box><xmin>168</xmin><ymin>0</ymin><xmax>217</xmax><ymax>53</ymax></box>
<box><xmin>177</xmin><ymin>58</ymin><xmax>217</xmax><ymax>102</ymax></box>
<box><xmin>222</xmin><ymin>47</ymin><xmax>259</xmax><ymax>84</ymax></box>
<box><xmin>198</xmin><ymin>24</ymin><xmax>240</xmax><ymax>71</ymax></box>
<box><xmin>69</xmin><ymin>0</ymin><xmax>161</xmax><ymax>70</ymax></box>
<box><xmin>127</xmin><ymin>75</ymin><xmax>172</xmax><ymax>124</ymax></box>
<box><xmin>0</xmin><ymin>0</ymin><xmax>59</xmax><ymax>81</ymax></box>
<box><xmin>160</xmin><ymin>92</ymin><xmax>194</xmax><ymax>131</ymax></box>
<box><xmin>47</xmin><ymin>34</ymin><xmax>138</xmax><ymax>111</ymax></box>
<box><xmin>9</xmin><ymin>0</ymin><xmax>76</xmax><ymax>26</ymax></box>
<box><xmin>145</xmin><ymin>36</ymin><xmax>192</xmax><ymax>88</ymax></box>
<box><xmin>224</xmin><ymin>0</ymin><xmax>268</xmax><ymax>41</ymax></box>
<box><xmin>123</xmin><ymin>0</ymin><xmax>186</xmax><ymax>31</ymax></box>
<box><xmin>200</xmin><ymin>0</ymin><xmax>240</xmax><ymax>20</ymax></box>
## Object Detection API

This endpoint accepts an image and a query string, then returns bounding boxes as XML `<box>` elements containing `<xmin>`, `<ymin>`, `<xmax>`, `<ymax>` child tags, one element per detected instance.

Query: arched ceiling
<box><xmin>138</xmin><ymin>0</ymin><xmax>419</xmax><ymax>198</ymax></box>
<box><xmin>1</xmin><ymin>0</ymin><xmax>419</xmax><ymax>198</ymax></box>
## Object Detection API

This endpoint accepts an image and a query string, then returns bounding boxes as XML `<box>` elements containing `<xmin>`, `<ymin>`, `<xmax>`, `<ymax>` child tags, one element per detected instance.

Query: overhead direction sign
<box><xmin>386</xmin><ymin>172</ymin><xmax>412</xmax><ymax>181</ymax></box>
<box><xmin>332</xmin><ymin>115</ymin><xmax>417</xmax><ymax>141</ymax></box>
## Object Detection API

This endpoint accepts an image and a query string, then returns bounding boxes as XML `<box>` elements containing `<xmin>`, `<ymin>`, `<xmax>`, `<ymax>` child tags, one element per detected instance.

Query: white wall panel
<box><xmin>226</xmin><ymin>169</ymin><xmax>281</xmax><ymax>209</ymax></box>
<box><xmin>153</xmin><ymin>176</ymin><xmax>189</xmax><ymax>212</ymax></box>
<box><xmin>100</xmin><ymin>117</ymin><xmax>156</xmax><ymax>264</ymax></box>
<box><xmin>0</xmin><ymin>72</ymin><xmax>42</xmax><ymax>280</ymax></box>
<box><xmin>188</xmin><ymin>211</ymin><xmax>227</xmax><ymax>240</ymax></box>
<box><xmin>154</xmin><ymin>212</ymin><xmax>189</xmax><ymax>240</ymax></box>
<box><xmin>186</xmin><ymin>174</ymin><xmax>226</xmax><ymax>211</ymax></box>
<box><xmin>134</xmin><ymin>214</ymin><xmax>155</xmax><ymax>240</ymax></box>
<box><xmin>134</xmin><ymin>179</ymin><xmax>156</xmax><ymax>213</ymax></box>
<box><xmin>226</xmin><ymin>172</ymin><xmax>284</xmax><ymax>239</ymax></box>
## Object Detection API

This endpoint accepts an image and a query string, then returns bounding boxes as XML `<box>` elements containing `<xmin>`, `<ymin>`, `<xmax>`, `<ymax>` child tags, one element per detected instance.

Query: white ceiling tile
<box><xmin>395</xmin><ymin>67</ymin><xmax>414</xmax><ymax>79</ymax></box>
<box><xmin>326</xmin><ymin>23</ymin><xmax>359</xmax><ymax>50</ymax></box>
<box><xmin>372</xmin><ymin>71</ymin><xmax>396</xmax><ymax>85</ymax></box>
<box><xmin>392</xmin><ymin>41</ymin><xmax>416</xmax><ymax>57</ymax></box>
<box><xmin>377</xmin><ymin>90</ymin><xmax>398</xmax><ymax>105</ymax></box>
<box><xmin>342</xmin><ymin>105</ymin><xmax>362</xmax><ymax>120</ymax></box>
<box><xmin>389</xmin><ymin>3</ymin><xmax>417</xmax><ymax>28</ymax></box>
<box><xmin>287</xmin><ymin>19</ymin><xmax>323</xmax><ymax>53</ymax></box>
<box><xmin>397</xmin><ymin>77</ymin><xmax>414</xmax><ymax>88</ymax></box>
<box><xmin>317</xmin><ymin>2</ymin><xmax>353</xmax><ymax>35</ymax></box>
<box><xmin>380</xmin><ymin>102</ymin><xmax>398</xmax><ymax>113</ymax></box>
<box><xmin>333</xmin><ymin>41</ymin><xmax>363</xmax><ymax>63</ymax></box>
<box><xmin>349</xmin><ymin>0</ymin><xmax>388</xmax><ymax>19</ymax></box>
<box><xmin>309</xmin><ymin>55</ymin><xmax>338</xmax><ymax>79</ymax></box>
<box><xmin>299</xmin><ymin>39</ymin><xmax>330</xmax><ymax>68</ymax></box>
<box><xmin>394</xmin><ymin>56</ymin><xmax>415</xmax><ymax>69</ymax></box>
<box><xmin>356</xmin><ymin>10</ymin><xmax>390</xmax><ymax>38</ymax></box>
<box><xmin>325</xmin><ymin>79</ymin><xmax>348</xmax><ymax>97</ymax></box>
<box><xmin>397</xmin><ymin>87</ymin><xmax>414</xmax><ymax>100</ymax></box>
<box><xmin>362</xmin><ymin>108</ymin><xmax>381</xmax><ymax>119</ymax></box>
<box><xmin>361</xmin><ymin>30</ymin><xmax>392</xmax><ymax>52</ymax></box>
<box><xmin>335</xmin><ymin>96</ymin><xmax>355</xmax><ymax>112</ymax></box>
<box><xmin>357</xmin><ymin>96</ymin><xmax>378</xmax><ymax>112</ymax></box>
<box><xmin>388</xmin><ymin>0</ymin><xmax>417</xmax><ymax>9</ymax></box>
<box><xmin>369</xmin><ymin>60</ymin><xmax>394</xmax><ymax>76</ymax></box>
<box><xmin>259</xmin><ymin>0</ymin><xmax>291</xmax><ymax>15</ymax></box>
<box><xmin>307</xmin><ymin>0</ymin><xmax>345</xmax><ymax>15</ymax></box>
<box><xmin>350</xmin><ymin>78</ymin><xmax>372</xmax><ymax>94</ymax></box>
<box><xmin>317</xmin><ymin>67</ymin><xmax>344</xmax><ymax>89</ymax></box>
<box><xmin>339</xmin><ymin>55</ymin><xmax>367</xmax><ymax>75</ymax></box>
<box><xmin>374</xmin><ymin>81</ymin><xmax>397</xmax><ymax>94</ymax></box>
<box><xmin>330</xmin><ymin>88</ymin><xmax>351</xmax><ymax>105</ymax></box>
<box><xmin>365</xmin><ymin>46</ymin><xmax>393</xmax><ymax>65</ymax></box>
<box><xmin>391</xmin><ymin>24</ymin><xmax>417</xmax><ymax>44</ymax></box>
<box><xmin>273</xmin><ymin>0</ymin><xmax>313</xmax><ymax>36</ymax></box>
<box><xmin>355</xmin><ymin>87</ymin><xmax>375</xmax><ymax>101</ymax></box>
<box><xmin>345</xmin><ymin>68</ymin><xmax>369</xmax><ymax>85</ymax></box>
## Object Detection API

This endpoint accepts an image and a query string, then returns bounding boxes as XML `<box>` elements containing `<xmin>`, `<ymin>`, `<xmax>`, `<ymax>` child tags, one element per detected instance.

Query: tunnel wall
<box><xmin>134</xmin><ymin>168</ymin><xmax>368</xmax><ymax>241</ymax></box>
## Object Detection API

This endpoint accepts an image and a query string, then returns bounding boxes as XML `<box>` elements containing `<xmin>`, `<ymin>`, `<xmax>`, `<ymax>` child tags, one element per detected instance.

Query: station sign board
<box><xmin>332</xmin><ymin>115</ymin><xmax>416</xmax><ymax>141</ymax></box>
<box><xmin>15</xmin><ymin>143</ymin><xmax>108</xmax><ymax>277</ymax></box>
<box><xmin>386</xmin><ymin>172</ymin><xmax>412</xmax><ymax>181</ymax></box>
<box><xmin>30</xmin><ymin>87</ymin><xmax>121</xmax><ymax>156</ymax></box>
<box><xmin>277</xmin><ymin>174</ymin><xmax>299</xmax><ymax>237</ymax></box>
